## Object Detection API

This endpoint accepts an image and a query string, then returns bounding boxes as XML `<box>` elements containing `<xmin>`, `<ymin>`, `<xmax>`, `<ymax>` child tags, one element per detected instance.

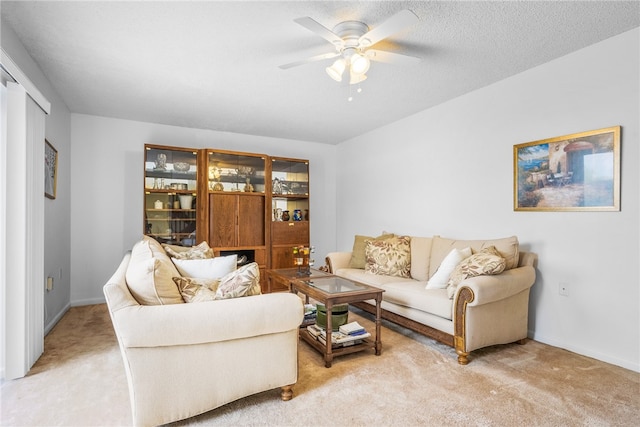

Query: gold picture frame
<box><xmin>45</xmin><ymin>139</ymin><xmax>58</xmax><ymax>199</ymax></box>
<box><xmin>514</xmin><ymin>126</ymin><xmax>620</xmax><ymax>212</ymax></box>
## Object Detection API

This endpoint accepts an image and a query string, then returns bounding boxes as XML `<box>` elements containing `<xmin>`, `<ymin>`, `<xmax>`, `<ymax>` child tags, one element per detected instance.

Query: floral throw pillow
<box><xmin>364</xmin><ymin>236</ymin><xmax>411</xmax><ymax>278</ymax></box>
<box><xmin>215</xmin><ymin>262</ymin><xmax>262</xmax><ymax>300</ymax></box>
<box><xmin>173</xmin><ymin>277</ymin><xmax>220</xmax><ymax>303</ymax></box>
<box><xmin>163</xmin><ymin>241</ymin><xmax>214</xmax><ymax>260</ymax></box>
<box><xmin>446</xmin><ymin>246</ymin><xmax>506</xmax><ymax>299</ymax></box>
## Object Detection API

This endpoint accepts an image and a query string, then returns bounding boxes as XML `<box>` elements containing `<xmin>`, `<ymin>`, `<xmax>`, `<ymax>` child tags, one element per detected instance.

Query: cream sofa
<box><xmin>326</xmin><ymin>235</ymin><xmax>536</xmax><ymax>365</ymax></box>
<box><xmin>104</xmin><ymin>240</ymin><xmax>304</xmax><ymax>427</ymax></box>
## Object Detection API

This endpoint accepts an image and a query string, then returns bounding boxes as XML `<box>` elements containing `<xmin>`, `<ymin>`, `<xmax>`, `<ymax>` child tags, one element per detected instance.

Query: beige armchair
<box><xmin>104</xmin><ymin>252</ymin><xmax>304</xmax><ymax>427</ymax></box>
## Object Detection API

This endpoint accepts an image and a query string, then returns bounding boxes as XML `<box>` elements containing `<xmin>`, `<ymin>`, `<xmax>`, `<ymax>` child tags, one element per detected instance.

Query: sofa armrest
<box><xmin>326</xmin><ymin>252</ymin><xmax>352</xmax><ymax>273</ymax></box>
<box><xmin>108</xmin><ymin>292</ymin><xmax>304</xmax><ymax>348</ymax></box>
<box><xmin>455</xmin><ymin>266</ymin><xmax>536</xmax><ymax>307</ymax></box>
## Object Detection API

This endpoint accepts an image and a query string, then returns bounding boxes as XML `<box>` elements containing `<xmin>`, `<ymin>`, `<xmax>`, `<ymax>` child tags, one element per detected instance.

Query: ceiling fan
<box><xmin>280</xmin><ymin>9</ymin><xmax>421</xmax><ymax>85</ymax></box>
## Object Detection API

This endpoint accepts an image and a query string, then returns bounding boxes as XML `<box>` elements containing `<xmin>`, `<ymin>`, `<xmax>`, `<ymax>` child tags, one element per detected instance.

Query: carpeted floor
<box><xmin>1</xmin><ymin>303</ymin><xmax>638</xmax><ymax>426</ymax></box>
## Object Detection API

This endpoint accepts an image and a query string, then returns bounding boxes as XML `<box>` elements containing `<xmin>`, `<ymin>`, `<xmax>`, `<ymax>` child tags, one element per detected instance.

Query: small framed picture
<box><xmin>514</xmin><ymin>126</ymin><xmax>620</xmax><ymax>211</ymax></box>
<box><xmin>45</xmin><ymin>139</ymin><xmax>58</xmax><ymax>199</ymax></box>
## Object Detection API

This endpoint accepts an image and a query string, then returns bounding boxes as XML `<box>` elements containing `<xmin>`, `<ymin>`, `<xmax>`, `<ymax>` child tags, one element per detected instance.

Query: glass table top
<box><xmin>302</xmin><ymin>276</ymin><xmax>370</xmax><ymax>294</ymax></box>
<box><xmin>272</xmin><ymin>268</ymin><xmax>333</xmax><ymax>279</ymax></box>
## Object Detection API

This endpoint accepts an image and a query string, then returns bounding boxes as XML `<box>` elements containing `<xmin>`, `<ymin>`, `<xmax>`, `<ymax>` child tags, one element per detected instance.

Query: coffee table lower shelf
<box><xmin>300</xmin><ymin>329</ymin><xmax>377</xmax><ymax>367</ymax></box>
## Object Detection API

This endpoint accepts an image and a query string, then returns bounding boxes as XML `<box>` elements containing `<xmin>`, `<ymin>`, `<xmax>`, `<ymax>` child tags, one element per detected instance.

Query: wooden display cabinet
<box><xmin>205</xmin><ymin>149</ymin><xmax>269</xmax><ymax>288</ymax></box>
<box><xmin>143</xmin><ymin>145</ymin><xmax>312</xmax><ymax>293</ymax></box>
<box><xmin>144</xmin><ymin>145</ymin><xmax>199</xmax><ymax>246</ymax></box>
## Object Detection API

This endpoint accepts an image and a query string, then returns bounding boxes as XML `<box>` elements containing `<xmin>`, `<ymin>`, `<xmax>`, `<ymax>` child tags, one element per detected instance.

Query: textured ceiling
<box><xmin>2</xmin><ymin>1</ymin><xmax>639</xmax><ymax>144</ymax></box>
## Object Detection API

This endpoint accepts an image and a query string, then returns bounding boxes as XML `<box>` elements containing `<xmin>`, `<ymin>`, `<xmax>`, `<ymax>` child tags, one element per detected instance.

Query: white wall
<box><xmin>70</xmin><ymin>116</ymin><xmax>337</xmax><ymax>305</ymax></box>
<box><xmin>336</xmin><ymin>29</ymin><xmax>639</xmax><ymax>371</ymax></box>
<box><xmin>1</xmin><ymin>22</ymin><xmax>72</xmax><ymax>335</ymax></box>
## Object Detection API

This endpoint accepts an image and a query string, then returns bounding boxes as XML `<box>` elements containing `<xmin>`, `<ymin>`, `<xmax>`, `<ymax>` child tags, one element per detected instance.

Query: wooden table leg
<box><xmin>375</xmin><ymin>294</ymin><xmax>382</xmax><ymax>356</ymax></box>
<box><xmin>325</xmin><ymin>302</ymin><xmax>333</xmax><ymax>368</ymax></box>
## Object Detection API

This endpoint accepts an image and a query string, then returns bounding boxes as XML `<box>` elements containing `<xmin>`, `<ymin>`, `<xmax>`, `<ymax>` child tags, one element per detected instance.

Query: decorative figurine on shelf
<box><xmin>154</xmin><ymin>153</ymin><xmax>167</xmax><ymax>170</ymax></box>
<box><xmin>272</xmin><ymin>177</ymin><xmax>282</xmax><ymax>194</ymax></box>
<box><xmin>243</xmin><ymin>178</ymin><xmax>254</xmax><ymax>192</ymax></box>
<box><xmin>274</xmin><ymin>208</ymin><xmax>283</xmax><ymax>221</ymax></box>
<box><xmin>293</xmin><ymin>209</ymin><xmax>302</xmax><ymax>221</ymax></box>
<box><xmin>293</xmin><ymin>245</ymin><xmax>315</xmax><ymax>276</ymax></box>
<box><xmin>282</xmin><ymin>210</ymin><xmax>290</xmax><ymax>221</ymax></box>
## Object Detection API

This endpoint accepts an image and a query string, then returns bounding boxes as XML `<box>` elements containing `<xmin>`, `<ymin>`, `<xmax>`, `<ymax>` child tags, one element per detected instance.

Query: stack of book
<box><xmin>306</xmin><ymin>321</ymin><xmax>371</xmax><ymax>348</ymax></box>
<box><xmin>302</xmin><ymin>304</ymin><xmax>317</xmax><ymax>327</ymax></box>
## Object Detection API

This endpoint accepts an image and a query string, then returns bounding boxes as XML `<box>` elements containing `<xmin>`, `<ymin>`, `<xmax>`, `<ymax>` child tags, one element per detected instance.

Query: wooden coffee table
<box><xmin>270</xmin><ymin>269</ymin><xmax>384</xmax><ymax>368</ymax></box>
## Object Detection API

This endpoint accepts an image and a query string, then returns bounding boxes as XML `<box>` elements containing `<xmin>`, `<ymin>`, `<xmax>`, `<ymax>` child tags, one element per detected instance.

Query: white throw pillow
<box><xmin>172</xmin><ymin>255</ymin><xmax>237</xmax><ymax>279</ymax></box>
<box><xmin>426</xmin><ymin>247</ymin><xmax>472</xmax><ymax>289</ymax></box>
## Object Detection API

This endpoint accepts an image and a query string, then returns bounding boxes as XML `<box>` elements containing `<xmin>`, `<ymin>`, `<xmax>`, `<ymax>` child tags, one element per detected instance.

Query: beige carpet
<box><xmin>1</xmin><ymin>304</ymin><xmax>638</xmax><ymax>426</ymax></box>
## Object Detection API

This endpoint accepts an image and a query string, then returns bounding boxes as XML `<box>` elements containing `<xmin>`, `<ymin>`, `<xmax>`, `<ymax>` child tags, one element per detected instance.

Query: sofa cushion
<box><xmin>429</xmin><ymin>235</ymin><xmax>519</xmax><ymax>278</ymax></box>
<box><xmin>162</xmin><ymin>241</ymin><xmax>214</xmax><ymax>259</ymax></box>
<box><xmin>171</xmin><ymin>255</ymin><xmax>237</xmax><ymax>279</ymax></box>
<box><xmin>336</xmin><ymin>268</ymin><xmax>419</xmax><ymax>287</ymax></box>
<box><xmin>446</xmin><ymin>246</ymin><xmax>506</xmax><ymax>299</ymax></box>
<box><xmin>125</xmin><ymin>236</ymin><xmax>184</xmax><ymax>305</ymax></box>
<box><xmin>426</xmin><ymin>247</ymin><xmax>472</xmax><ymax>289</ymax></box>
<box><xmin>409</xmin><ymin>236</ymin><xmax>433</xmax><ymax>282</ymax></box>
<box><xmin>377</xmin><ymin>282</ymin><xmax>453</xmax><ymax>321</ymax></box>
<box><xmin>173</xmin><ymin>277</ymin><xmax>220</xmax><ymax>302</ymax></box>
<box><xmin>365</xmin><ymin>236</ymin><xmax>411</xmax><ymax>278</ymax></box>
<box><xmin>215</xmin><ymin>262</ymin><xmax>262</xmax><ymax>299</ymax></box>
<box><xmin>349</xmin><ymin>233</ymin><xmax>395</xmax><ymax>269</ymax></box>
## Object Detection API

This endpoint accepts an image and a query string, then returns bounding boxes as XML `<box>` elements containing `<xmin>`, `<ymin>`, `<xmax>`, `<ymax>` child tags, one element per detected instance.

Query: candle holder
<box><xmin>293</xmin><ymin>245</ymin><xmax>315</xmax><ymax>276</ymax></box>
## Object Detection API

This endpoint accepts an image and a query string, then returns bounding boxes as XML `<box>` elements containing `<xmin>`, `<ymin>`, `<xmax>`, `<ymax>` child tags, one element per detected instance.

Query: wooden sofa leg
<box><xmin>456</xmin><ymin>349</ymin><xmax>470</xmax><ymax>365</ymax></box>
<box><xmin>280</xmin><ymin>385</ymin><xmax>294</xmax><ymax>401</ymax></box>
<box><xmin>516</xmin><ymin>338</ymin><xmax>527</xmax><ymax>345</ymax></box>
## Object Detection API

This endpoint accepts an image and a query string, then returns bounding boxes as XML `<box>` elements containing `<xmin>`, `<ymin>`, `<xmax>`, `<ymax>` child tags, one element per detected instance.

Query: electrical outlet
<box><xmin>559</xmin><ymin>282</ymin><xmax>569</xmax><ymax>297</ymax></box>
<box><xmin>46</xmin><ymin>277</ymin><xmax>54</xmax><ymax>292</ymax></box>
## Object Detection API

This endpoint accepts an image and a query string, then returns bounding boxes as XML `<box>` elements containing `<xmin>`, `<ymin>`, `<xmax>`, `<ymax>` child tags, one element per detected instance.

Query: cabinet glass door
<box><xmin>144</xmin><ymin>145</ymin><xmax>198</xmax><ymax>246</ymax></box>
<box><xmin>271</xmin><ymin>158</ymin><xmax>309</xmax><ymax>222</ymax></box>
<box><xmin>207</xmin><ymin>151</ymin><xmax>266</xmax><ymax>193</ymax></box>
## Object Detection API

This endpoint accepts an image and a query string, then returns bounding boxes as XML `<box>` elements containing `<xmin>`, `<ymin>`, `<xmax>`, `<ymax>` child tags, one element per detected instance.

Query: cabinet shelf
<box><xmin>145</xmin><ymin>189</ymin><xmax>196</xmax><ymax>194</ymax></box>
<box><xmin>145</xmin><ymin>170</ymin><xmax>197</xmax><ymax>180</ymax></box>
<box><xmin>272</xmin><ymin>194</ymin><xmax>309</xmax><ymax>198</ymax></box>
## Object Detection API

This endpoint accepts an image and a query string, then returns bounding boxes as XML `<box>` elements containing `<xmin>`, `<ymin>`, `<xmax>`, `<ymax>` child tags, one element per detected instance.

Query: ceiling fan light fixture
<box><xmin>326</xmin><ymin>58</ymin><xmax>346</xmax><ymax>81</ymax></box>
<box><xmin>350</xmin><ymin>53</ymin><xmax>370</xmax><ymax>75</ymax></box>
<box><xmin>349</xmin><ymin>71</ymin><xmax>367</xmax><ymax>85</ymax></box>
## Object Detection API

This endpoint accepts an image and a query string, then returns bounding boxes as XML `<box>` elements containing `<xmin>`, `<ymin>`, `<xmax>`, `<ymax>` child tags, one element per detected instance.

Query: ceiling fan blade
<box><xmin>294</xmin><ymin>17</ymin><xmax>344</xmax><ymax>47</ymax></box>
<box><xmin>359</xmin><ymin>10</ymin><xmax>419</xmax><ymax>47</ymax></box>
<box><xmin>279</xmin><ymin>52</ymin><xmax>340</xmax><ymax>70</ymax></box>
<box><xmin>365</xmin><ymin>49</ymin><xmax>421</xmax><ymax>65</ymax></box>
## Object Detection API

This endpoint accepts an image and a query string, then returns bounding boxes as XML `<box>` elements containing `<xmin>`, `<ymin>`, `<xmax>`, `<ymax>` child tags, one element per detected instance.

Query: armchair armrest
<box><xmin>108</xmin><ymin>292</ymin><xmax>304</xmax><ymax>348</ymax></box>
<box><xmin>325</xmin><ymin>251</ymin><xmax>352</xmax><ymax>273</ymax></box>
<box><xmin>455</xmin><ymin>266</ymin><xmax>536</xmax><ymax>307</ymax></box>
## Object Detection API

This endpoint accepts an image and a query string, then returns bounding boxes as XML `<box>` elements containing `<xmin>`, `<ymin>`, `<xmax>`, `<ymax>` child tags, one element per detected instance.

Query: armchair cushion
<box><xmin>172</xmin><ymin>255</ymin><xmax>237</xmax><ymax>279</ymax></box>
<box><xmin>215</xmin><ymin>262</ymin><xmax>262</xmax><ymax>299</ymax></box>
<box><xmin>173</xmin><ymin>277</ymin><xmax>220</xmax><ymax>302</ymax></box>
<box><xmin>162</xmin><ymin>241</ymin><xmax>214</xmax><ymax>259</ymax></box>
<box><xmin>173</xmin><ymin>262</ymin><xmax>261</xmax><ymax>303</ymax></box>
<box><xmin>125</xmin><ymin>236</ymin><xmax>184</xmax><ymax>305</ymax></box>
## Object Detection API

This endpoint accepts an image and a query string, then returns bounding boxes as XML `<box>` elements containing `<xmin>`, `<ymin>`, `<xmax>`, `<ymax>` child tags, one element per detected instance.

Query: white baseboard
<box><xmin>44</xmin><ymin>303</ymin><xmax>71</xmax><ymax>335</ymax></box>
<box><xmin>71</xmin><ymin>297</ymin><xmax>106</xmax><ymax>307</ymax></box>
<box><xmin>529</xmin><ymin>330</ymin><xmax>639</xmax><ymax>373</ymax></box>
